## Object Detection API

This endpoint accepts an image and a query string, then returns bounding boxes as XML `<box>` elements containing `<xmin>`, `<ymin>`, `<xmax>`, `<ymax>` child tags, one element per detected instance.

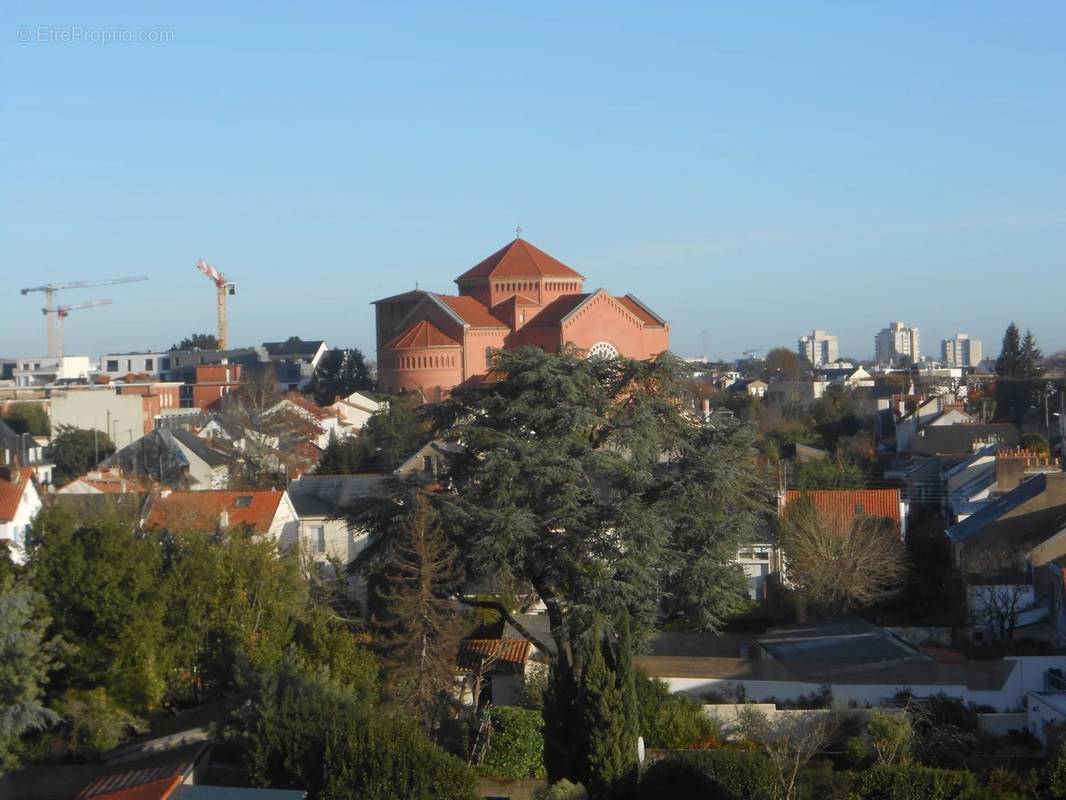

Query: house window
<box><xmin>106</xmin><ymin>360</ymin><xmax>119</xmax><ymax>371</ymax></box>
<box><xmin>422</xmin><ymin>455</ymin><xmax>435</xmax><ymax>474</ymax></box>
<box><xmin>145</xmin><ymin>358</ymin><xmax>154</xmax><ymax>371</ymax></box>
<box><xmin>312</xmin><ymin>525</ymin><xmax>326</xmax><ymax>553</ymax></box>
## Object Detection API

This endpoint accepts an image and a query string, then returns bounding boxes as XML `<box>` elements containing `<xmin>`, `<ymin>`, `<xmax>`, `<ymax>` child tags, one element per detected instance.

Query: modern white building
<box><xmin>797</xmin><ymin>329</ymin><xmax>839</xmax><ymax>367</ymax></box>
<box><xmin>14</xmin><ymin>356</ymin><xmax>93</xmax><ymax>387</ymax></box>
<box><xmin>941</xmin><ymin>334</ymin><xmax>982</xmax><ymax>369</ymax></box>
<box><xmin>98</xmin><ymin>352</ymin><xmax>174</xmax><ymax>380</ymax></box>
<box><xmin>875</xmin><ymin>322</ymin><xmax>921</xmax><ymax>365</ymax></box>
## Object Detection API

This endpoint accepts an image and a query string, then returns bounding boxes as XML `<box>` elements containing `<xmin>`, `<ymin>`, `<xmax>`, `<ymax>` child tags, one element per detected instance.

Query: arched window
<box><xmin>587</xmin><ymin>341</ymin><xmax>619</xmax><ymax>359</ymax></box>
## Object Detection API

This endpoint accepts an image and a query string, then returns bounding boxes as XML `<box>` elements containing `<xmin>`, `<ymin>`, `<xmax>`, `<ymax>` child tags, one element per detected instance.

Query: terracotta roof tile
<box><xmin>782</xmin><ymin>489</ymin><xmax>902</xmax><ymax>524</ymax></box>
<box><xmin>0</xmin><ymin>467</ymin><xmax>34</xmax><ymax>522</ymax></box>
<box><xmin>456</xmin><ymin>239</ymin><xmax>585</xmax><ymax>281</ymax></box>
<box><xmin>524</xmin><ymin>293</ymin><xmax>589</xmax><ymax>327</ymax></box>
<box><xmin>615</xmin><ymin>295</ymin><xmax>666</xmax><ymax>327</ymax></box>
<box><xmin>436</xmin><ymin>295</ymin><xmax>508</xmax><ymax>328</ymax></box>
<box><xmin>385</xmin><ymin>319</ymin><xmax>462</xmax><ymax>349</ymax></box>
<box><xmin>457</xmin><ymin>639</ymin><xmax>532</xmax><ymax>672</ymax></box>
<box><xmin>144</xmin><ymin>490</ymin><xmax>284</xmax><ymax>533</ymax></box>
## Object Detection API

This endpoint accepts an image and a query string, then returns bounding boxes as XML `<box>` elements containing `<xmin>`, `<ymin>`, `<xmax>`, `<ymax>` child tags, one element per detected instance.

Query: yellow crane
<box><xmin>196</xmin><ymin>259</ymin><xmax>236</xmax><ymax>349</ymax></box>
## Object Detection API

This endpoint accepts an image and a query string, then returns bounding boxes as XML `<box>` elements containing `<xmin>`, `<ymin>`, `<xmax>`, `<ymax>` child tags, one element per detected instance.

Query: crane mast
<box><xmin>20</xmin><ymin>276</ymin><xmax>147</xmax><ymax>357</ymax></box>
<box><xmin>196</xmin><ymin>259</ymin><xmax>235</xmax><ymax>349</ymax></box>
<box><xmin>44</xmin><ymin>299</ymin><xmax>114</xmax><ymax>359</ymax></box>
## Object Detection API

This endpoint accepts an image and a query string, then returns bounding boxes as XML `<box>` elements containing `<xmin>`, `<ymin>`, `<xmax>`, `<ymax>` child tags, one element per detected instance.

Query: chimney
<box><xmin>219</xmin><ymin>509</ymin><xmax>230</xmax><ymax>531</ymax></box>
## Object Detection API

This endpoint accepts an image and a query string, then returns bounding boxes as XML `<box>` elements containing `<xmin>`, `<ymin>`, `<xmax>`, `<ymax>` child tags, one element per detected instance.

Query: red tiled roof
<box><xmin>436</xmin><ymin>295</ymin><xmax>509</xmax><ymax>328</ymax></box>
<box><xmin>456</xmin><ymin>239</ymin><xmax>585</xmax><ymax>281</ymax></box>
<box><xmin>492</xmin><ymin>293</ymin><xmax>541</xmax><ymax>309</ymax></box>
<box><xmin>524</xmin><ymin>293</ymin><xmax>589</xmax><ymax>327</ymax></box>
<box><xmin>278</xmin><ymin>392</ymin><xmax>334</xmax><ymax>419</ymax></box>
<box><xmin>782</xmin><ymin>489</ymin><xmax>902</xmax><ymax>524</ymax></box>
<box><xmin>457</xmin><ymin>638</ymin><xmax>532</xmax><ymax>672</ymax></box>
<box><xmin>144</xmin><ymin>490</ymin><xmax>284</xmax><ymax>533</ymax></box>
<box><xmin>386</xmin><ymin>319</ymin><xmax>462</xmax><ymax>350</ymax></box>
<box><xmin>81</xmin><ymin>777</ymin><xmax>181</xmax><ymax>800</ymax></box>
<box><xmin>616</xmin><ymin>295</ymin><xmax>666</xmax><ymax>327</ymax></box>
<box><xmin>0</xmin><ymin>467</ymin><xmax>34</xmax><ymax>522</ymax></box>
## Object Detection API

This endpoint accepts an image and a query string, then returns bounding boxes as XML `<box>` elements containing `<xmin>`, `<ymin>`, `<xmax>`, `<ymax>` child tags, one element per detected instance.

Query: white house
<box><xmin>332</xmin><ymin>391</ymin><xmax>388</xmax><ymax>434</ymax></box>
<box><xmin>286</xmin><ymin>473</ymin><xmax>386</xmax><ymax>569</ymax></box>
<box><xmin>0</xmin><ymin>467</ymin><xmax>43</xmax><ymax>564</ymax></box>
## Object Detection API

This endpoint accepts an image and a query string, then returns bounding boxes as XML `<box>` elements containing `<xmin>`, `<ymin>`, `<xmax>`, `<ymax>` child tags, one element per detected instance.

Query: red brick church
<box><xmin>373</xmin><ymin>238</ymin><xmax>670</xmax><ymax>399</ymax></box>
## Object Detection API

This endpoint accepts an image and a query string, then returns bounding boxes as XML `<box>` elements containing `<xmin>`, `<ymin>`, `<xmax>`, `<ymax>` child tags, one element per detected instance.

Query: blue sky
<box><xmin>3</xmin><ymin>1</ymin><xmax>1064</xmax><ymax>362</ymax></box>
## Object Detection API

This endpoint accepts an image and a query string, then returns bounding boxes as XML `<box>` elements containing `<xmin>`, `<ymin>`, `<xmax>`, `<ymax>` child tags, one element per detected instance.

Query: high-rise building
<box><xmin>797</xmin><ymin>329</ymin><xmax>839</xmax><ymax>367</ymax></box>
<box><xmin>941</xmin><ymin>333</ymin><xmax>982</xmax><ymax>368</ymax></box>
<box><xmin>874</xmin><ymin>322</ymin><xmax>921</xmax><ymax>365</ymax></box>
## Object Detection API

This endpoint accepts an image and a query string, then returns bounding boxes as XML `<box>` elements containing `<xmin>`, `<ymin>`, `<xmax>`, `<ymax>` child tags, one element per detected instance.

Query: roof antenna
<box><xmin>415</xmin><ymin>281</ymin><xmax>419</xmax><ymax>289</ymax></box>
<box><xmin>515</xmin><ymin>224</ymin><xmax>523</xmax><ymax>240</ymax></box>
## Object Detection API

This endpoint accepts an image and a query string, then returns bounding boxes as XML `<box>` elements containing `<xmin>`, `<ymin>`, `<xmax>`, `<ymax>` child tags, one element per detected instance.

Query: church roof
<box><xmin>617</xmin><ymin>294</ymin><xmax>667</xmax><ymax>327</ymax></box>
<box><xmin>371</xmin><ymin>289</ymin><xmax>432</xmax><ymax>305</ymax></box>
<box><xmin>436</xmin><ymin>295</ymin><xmax>508</xmax><ymax>328</ymax></box>
<box><xmin>524</xmin><ymin>293</ymin><xmax>590</xmax><ymax>327</ymax></box>
<box><xmin>385</xmin><ymin>319</ymin><xmax>461</xmax><ymax>350</ymax></box>
<box><xmin>456</xmin><ymin>239</ymin><xmax>585</xmax><ymax>282</ymax></box>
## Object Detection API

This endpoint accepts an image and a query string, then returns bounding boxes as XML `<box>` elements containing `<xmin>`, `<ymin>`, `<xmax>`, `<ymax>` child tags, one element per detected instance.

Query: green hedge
<box><xmin>483</xmin><ymin>706</ymin><xmax>546</xmax><ymax>779</ymax></box>
<box><xmin>856</xmin><ymin>764</ymin><xmax>978</xmax><ymax>800</ymax></box>
<box><xmin>637</xmin><ymin>750</ymin><xmax>776</xmax><ymax>800</ymax></box>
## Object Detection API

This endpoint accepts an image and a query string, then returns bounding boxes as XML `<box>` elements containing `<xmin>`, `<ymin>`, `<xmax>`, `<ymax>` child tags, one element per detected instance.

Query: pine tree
<box><xmin>374</xmin><ymin>495</ymin><xmax>464</xmax><ymax>733</ymax></box>
<box><xmin>1020</xmin><ymin>329</ymin><xmax>1044</xmax><ymax>379</ymax></box>
<box><xmin>996</xmin><ymin>322</ymin><xmax>1022</xmax><ymax>377</ymax></box>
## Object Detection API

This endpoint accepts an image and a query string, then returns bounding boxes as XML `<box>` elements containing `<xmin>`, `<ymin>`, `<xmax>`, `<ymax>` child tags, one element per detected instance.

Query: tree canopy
<box><xmin>762</xmin><ymin>348</ymin><xmax>807</xmax><ymax>382</ymax></box>
<box><xmin>50</xmin><ymin>426</ymin><xmax>114</xmax><ymax>486</ymax></box>
<box><xmin>351</xmin><ymin>347</ymin><xmax>770</xmax><ymax>671</ymax></box>
<box><xmin>170</xmin><ymin>333</ymin><xmax>219</xmax><ymax>351</ymax></box>
<box><xmin>307</xmin><ymin>348</ymin><xmax>373</xmax><ymax>405</ymax></box>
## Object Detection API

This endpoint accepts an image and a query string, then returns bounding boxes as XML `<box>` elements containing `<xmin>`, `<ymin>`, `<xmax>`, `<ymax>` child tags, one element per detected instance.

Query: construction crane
<box><xmin>44</xmin><ymin>299</ymin><xmax>113</xmax><ymax>360</ymax></box>
<box><xmin>21</xmin><ymin>276</ymin><xmax>148</xmax><ymax>357</ymax></box>
<box><xmin>196</xmin><ymin>259</ymin><xmax>236</xmax><ymax>350</ymax></box>
<box><xmin>742</xmin><ymin>348</ymin><xmax>765</xmax><ymax>359</ymax></box>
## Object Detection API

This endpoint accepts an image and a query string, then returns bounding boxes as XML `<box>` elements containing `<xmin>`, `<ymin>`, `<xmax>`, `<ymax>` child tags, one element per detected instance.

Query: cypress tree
<box><xmin>614</xmin><ymin>612</ymin><xmax>639</xmax><ymax>752</ymax></box>
<box><xmin>543</xmin><ymin>658</ymin><xmax>583</xmax><ymax>783</ymax></box>
<box><xmin>581</xmin><ymin>632</ymin><xmax>632</xmax><ymax>799</ymax></box>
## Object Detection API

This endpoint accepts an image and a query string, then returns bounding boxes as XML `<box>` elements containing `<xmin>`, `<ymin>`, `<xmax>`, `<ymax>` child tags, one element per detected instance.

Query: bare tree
<box><xmin>734</xmin><ymin>705</ymin><xmax>837</xmax><ymax>800</ymax></box>
<box><xmin>374</xmin><ymin>494</ymin><xmax>465</xmax><ymax>732</ymax></box>
<box><xmin>965</xmin><ymin>544</ymin><xmax>1031</xmax><ymax>641</ymax></box>
<box><xmin>778</xmin><ymin>497</ymin><xmax>908</xmax><ymax>614</ymax></box>
<box><xmin>216</xmin><ymin>370</ymin><xmax>322</xmax><ymax>488</ymax></box>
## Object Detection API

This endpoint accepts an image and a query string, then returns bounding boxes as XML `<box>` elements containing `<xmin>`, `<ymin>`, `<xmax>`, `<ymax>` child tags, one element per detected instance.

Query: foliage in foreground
<box><xmin>239</xmin><ymin>659</ymin><xmax>478</xmax><ymax>800</ymax></box>
<box><xmin>483</xmin><ymin>706</ymin><xmax>546</xmax><ymax>779</ymax></box>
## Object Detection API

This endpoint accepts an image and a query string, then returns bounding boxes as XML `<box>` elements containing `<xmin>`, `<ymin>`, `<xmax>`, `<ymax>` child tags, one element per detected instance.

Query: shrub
<box><xmin>483</xmin><ymin>706</ymin><xmax>546</xmax><ymax>779</ymax></box>
<box><xmin>243</xmin><ymin>660</ymin><xmax>477</xmax><ymax>800</ymax></box>
<box><xmin>637</xmin><ymin>750</ymin><xmax>776</xmax><ymax>800</ymax></box>
<box><xmin>52</xmin><ymin>688</ymin><xmax>146</xmax><ymax>756</ymax></box>
<box><xmin>533</xmin><ymin>780</ymin><xmax>588</xmax><ymax>800</ymax></box>
<box><xmin>856</xmin><ymin>764</ymin><xmax>977</xmax><ymax>800</ymax></box>
<box><xmin>634</xmin><ymin>671</ymin><xmax>719</xmax><ymax>749</ymax></box>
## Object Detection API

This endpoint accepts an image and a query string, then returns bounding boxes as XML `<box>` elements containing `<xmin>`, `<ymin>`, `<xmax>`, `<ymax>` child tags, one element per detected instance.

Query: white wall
<box><xmin>51</xmin><ymin>388</ymin><xmax>148</xmax><ymax>440</ymax></box>
<box><xmin>0</xmin><ymin>478</ymin><xmax>42</xmax><ymax>565</ymax></box>
<box><xmin>659</xmin><ymin>657</ymin><xmax>1066</xmax><ymax>713</ymax></box>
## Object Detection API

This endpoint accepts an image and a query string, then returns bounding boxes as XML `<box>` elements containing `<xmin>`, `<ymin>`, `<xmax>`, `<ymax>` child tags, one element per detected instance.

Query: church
<box><xmin>373</xmin><ymin>238</ymin><xmax>670</xmax><ymax>400</ymax></box>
